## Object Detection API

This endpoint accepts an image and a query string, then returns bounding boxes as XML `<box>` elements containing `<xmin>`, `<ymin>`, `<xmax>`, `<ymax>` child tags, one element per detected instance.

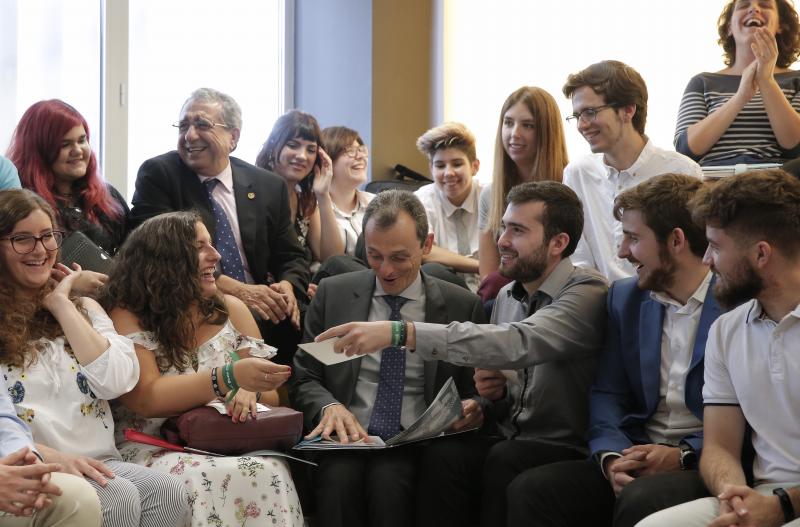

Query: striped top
<box><xmin>674</xmin><ymin>71</ymin><xmax>800</xmax><ymax>166</ymax></box>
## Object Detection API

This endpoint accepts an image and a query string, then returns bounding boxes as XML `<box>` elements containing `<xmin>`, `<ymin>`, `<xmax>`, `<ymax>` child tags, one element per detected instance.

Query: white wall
<box><xmin>441</xmin><ymin>0</ymin><xmax>732</xmax><ymax>183</ymax></box>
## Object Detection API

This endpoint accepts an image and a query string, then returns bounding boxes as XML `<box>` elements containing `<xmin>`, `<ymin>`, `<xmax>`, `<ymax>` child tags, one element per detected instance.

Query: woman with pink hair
<box><xmin>7</xmin><ymin>100</ymin><xmax>129</xmax><ymax>256</ymax></box>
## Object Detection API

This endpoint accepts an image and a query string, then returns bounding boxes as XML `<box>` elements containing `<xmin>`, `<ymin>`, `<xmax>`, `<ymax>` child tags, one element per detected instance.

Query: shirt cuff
<box><xmin>597</xmin><ymin>451</ymin><xmax>623</xmax><ymax>480</ymax></box>
<box><xmin>413</xmin><ymin>322</ymin><xmax>450</xmax><ymax>361</ymax></box>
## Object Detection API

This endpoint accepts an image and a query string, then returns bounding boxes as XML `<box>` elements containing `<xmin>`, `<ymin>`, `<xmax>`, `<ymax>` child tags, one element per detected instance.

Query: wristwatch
<box><xmin>679</xmin><ymin>443</ymin><xmax>697</xmax><ymax>470</ymax></box>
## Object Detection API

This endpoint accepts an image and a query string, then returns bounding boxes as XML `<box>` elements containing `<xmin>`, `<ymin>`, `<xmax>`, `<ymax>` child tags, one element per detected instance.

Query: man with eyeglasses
<box><xmin>130</xmin><ymin>87</ymin><xmax>308</xmax><ymax>364</ymax></box>
<box><xmin>562</xmin><ymin>60</ymin><xmax>702</xmax><ymax>283</ymax></box>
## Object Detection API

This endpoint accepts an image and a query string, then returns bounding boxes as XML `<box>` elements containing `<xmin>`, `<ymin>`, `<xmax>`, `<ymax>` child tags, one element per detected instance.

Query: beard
<box><xmin>637</xmin><ymin>245</ymin><xmax>676</xmax><ymax>292</ymax></box>
<box><xmin>712</xmin><ymin>258</ymin><xmax>764</xmax><ymax>310</ymax></box>
<box><xmin>499</xmin><ymin>244</ymin><xmax>548</xmax><ymax>284</ymax></box>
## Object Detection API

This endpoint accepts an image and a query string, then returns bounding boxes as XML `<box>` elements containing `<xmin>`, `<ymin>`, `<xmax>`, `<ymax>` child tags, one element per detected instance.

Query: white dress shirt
<box><xmin>415</xmin><ymin>182</ymin><xmax>481</xmax><ymax>291</ymax></box>
<box><xmin>348</xmin><ymin>274</ymin><xmax>427</xmax><ymax>431</ymax></box>
<box><xmin>563</xmin><ymin>140</ymin><xmax>702</xmax><ymax>282</ymax></box>
<box><xmin>331</xmin><ymin>190</ymin><xmax>375</xmax><ymax>257</ymax></box>
<box><xmin>644</xmin><ymin>272</ymin><xmax>711</xmax><ymax>445</ymax></box>
<box><xmin>198</xmin><ymin>163</ymin><xmax>254</xmax><ymax>283</ymax></box>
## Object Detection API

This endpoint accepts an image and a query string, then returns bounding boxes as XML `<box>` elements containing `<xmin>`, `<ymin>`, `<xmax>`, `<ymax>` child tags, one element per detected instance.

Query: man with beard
<box><xmin>509</xmin><ymin>173</ymin><xmax>722</xmax><ymax>527</ymax></box>
<box><xmin>637</xmin><ymin>169</ymin><xmax>800</xmax><ymax>527</ymax></box>
<box><xmin>315</xmin><ymin>181</ymin><xmax>608</xmax><ymax>527</ymax></box>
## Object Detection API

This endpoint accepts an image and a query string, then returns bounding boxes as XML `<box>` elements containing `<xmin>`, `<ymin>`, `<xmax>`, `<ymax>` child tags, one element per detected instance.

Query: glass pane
<box><xmin>128</xmin><ymin>0</ymin><xmax>284</xmax><ymax>198</ymax></box>
<box><xmin>0</xmin><ymin>0</ymin><xmax>102</xmax><ymax>160</ymax></box>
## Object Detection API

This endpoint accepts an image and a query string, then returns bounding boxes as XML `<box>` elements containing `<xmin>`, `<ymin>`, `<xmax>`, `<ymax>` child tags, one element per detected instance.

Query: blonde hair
<box><xmin>416</xmin><ymin>122</ymin><xmax>477</xmax><ymax>162</ymax></box>
<box><xmin>487</xmin><ymin>86</ymin><xmax>568</xmax><ymax>232</ymax></box>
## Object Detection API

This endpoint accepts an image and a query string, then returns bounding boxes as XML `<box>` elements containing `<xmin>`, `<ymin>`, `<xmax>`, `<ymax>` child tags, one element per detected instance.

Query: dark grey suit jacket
<box><xmin>289</xmin><ymin>270</ymin><xmax>486</xmax><ymax>431</ymax></box>
<box><xmin>129</xmin><ymin>151</ymin><xmax>309</xmax><ymax>296</ymax></box>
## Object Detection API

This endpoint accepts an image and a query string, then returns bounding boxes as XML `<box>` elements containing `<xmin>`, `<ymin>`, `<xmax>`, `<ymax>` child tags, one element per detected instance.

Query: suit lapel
<box><xmin>231</xmin><ymin>163</ymin><xmax>257</xmax><ymax>269</ymax></box>
<box><xmin>347</xmin><ymin>274</ymin><xmax>378</xmax><ymax>388</ymax></box>
<box><xmin>690</xmin><ymin>277</ymin><xmax>722</xmax><ymax>370</ymax></box>
<box><xmin>422</xmin><ymin>274</ymin><xmax>447</xmax><ymax>402</ymax></box>
<box><xmin>639</xmin><ymin>297</ymin><xmax>665</xmax><ymax>414</ymax></box>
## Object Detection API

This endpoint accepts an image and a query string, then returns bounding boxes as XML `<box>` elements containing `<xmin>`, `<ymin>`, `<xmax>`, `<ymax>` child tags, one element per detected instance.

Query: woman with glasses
<box><xmin>101</xmin><ymin>211</ymin><xmax>303</xmax><ymax>527</ymax></box>
<box><xmin>6</xmin><ymin>100</ymin><xmax>129</xmax><ymax>256</ymax></box>
<box><xmin>0</xmin><ymin>188</ymin><xmax>187</xmax><ymax>527</ymax></box>
<box><xmin>256</xmin><ymin>110</ymin><xmax>344</xmax><ymax>270</ymax></box>
<box><xmin>476</xmin><ymin>86</ymin><xmax>568</xmax><ymax>302</ymax></box>
<box><xmin>320</xmin><ymin>126</ymin><xmax>374</xmax><ymax>258</ymax></box>
<box><xmin>675</xmin><ymin>0</ymin><xmax>800</xmax><ymax>167</ymax></box>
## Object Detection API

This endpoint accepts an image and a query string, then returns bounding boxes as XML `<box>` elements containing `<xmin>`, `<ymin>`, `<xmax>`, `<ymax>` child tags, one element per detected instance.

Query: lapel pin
<box><xmin>247</xmin><ymin>192</ymin><xmax>255</xmax><ymax>200</ymax></box>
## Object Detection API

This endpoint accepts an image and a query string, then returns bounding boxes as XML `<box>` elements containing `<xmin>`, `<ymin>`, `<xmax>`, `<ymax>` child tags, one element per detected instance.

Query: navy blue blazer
<box><xmin>587</xmin><ymin>276</ymin><xmax>722</xmax><ymax>457</ymax></box>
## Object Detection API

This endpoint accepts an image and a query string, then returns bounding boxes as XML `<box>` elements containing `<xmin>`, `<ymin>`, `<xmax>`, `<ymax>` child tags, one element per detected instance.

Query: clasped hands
<box><xmin>237</xmin><ymin>280</ymin><xmax>300</xmax><ymax>330</ymax></box>
<box><xmin>604</xmin><ymin>444</ymin><xmax>681</xmax><ymax>496</ymax></box>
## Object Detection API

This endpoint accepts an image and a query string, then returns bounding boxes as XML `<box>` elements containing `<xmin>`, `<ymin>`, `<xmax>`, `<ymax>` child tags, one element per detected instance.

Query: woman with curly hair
<box><xmin>0</xmin><ymin>188</ymin><xmax>187</xmax><ymax>527</ymax></box>
<box><xmin>7</xmin><ymin>100</ymin><xmax>129</xmax><ymax>255</ymax></box>
<box><xmin>675</xmin><ymin>0</ymin><xmax>800</xmax><ymax>166</ymax></box>
<box><xmin>256</xmin><ymin>110</ymin><xmax>343</xmax><ymax>266</ymax></box>
<box><xmin>101</xmin><ymin>211</ymin><xmax>303</xmax><ymax>527</ymax></box>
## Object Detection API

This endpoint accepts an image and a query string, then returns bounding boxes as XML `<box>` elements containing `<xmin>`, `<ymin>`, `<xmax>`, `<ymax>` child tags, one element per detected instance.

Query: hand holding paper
<box><xmin>314</xmin><ymin>321</ymin><xmax>395</xmax><ymax>357</ymax></box>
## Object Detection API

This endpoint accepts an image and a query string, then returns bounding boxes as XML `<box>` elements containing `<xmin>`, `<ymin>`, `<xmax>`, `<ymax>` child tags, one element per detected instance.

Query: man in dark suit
<box><xmin>129</xmin><ymin>88</ymin><xmax>308</xmax><ymax>363</ymax></box>
<box><xmin>510</xmin><ymin>174</ymin><xmax>723</xmax><ymax>527</ymax></box>
<box><xmin>290</xmin><ymin>190</ymin><xmax>485</xmax><ymax>527</ymax></box>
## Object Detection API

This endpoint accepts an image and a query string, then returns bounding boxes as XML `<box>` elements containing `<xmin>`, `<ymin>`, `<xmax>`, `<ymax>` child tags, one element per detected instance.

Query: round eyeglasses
<box><xmin>343</xmin><ymin>145</ymin><xmax>369</xmax><ymax>158</ymax></box>
<box><xmin>0</xmin><ymin>231</ymin><xmax>65</xmax><ymax>254</ymax></box>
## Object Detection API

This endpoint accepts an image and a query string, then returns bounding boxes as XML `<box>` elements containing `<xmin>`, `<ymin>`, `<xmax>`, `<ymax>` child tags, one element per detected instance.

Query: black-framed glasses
<box><xmin>0</xmin><ymin>231</ymin><xmax>65</xmax><ymax>254</ymax></box>
<box><xmin>566</xmin><ymin>105</ymin><xmax>615</xmax><ymax>126</ymax></box>
<box><xmin>344</xmin><ymin>145</ymin><xmax>369</xmax><ymax>158</ymax></box>
<box><xmin>172</xmin><ymin>118</ymin><xmax>230</xmax><ymax>133</ymax></box>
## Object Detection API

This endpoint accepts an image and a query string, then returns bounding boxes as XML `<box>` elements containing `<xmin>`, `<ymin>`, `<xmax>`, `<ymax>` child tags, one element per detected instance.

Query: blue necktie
<box><xmin>202</xmin><ymin>179</ymin><xmax>246</xmax><ymax>283</ymax></box>
<box><xmin>368</xmin><ymin>295</ymin><xmax>409</xmax><ymax>440</ymax></box>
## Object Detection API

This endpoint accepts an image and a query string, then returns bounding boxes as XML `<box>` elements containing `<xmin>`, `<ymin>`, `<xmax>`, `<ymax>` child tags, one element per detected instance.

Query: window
<box><xmin>127</xmin><ymin>0</ymin><xmax>287</xmax><ymax>198</ymax></box>
<box><xmin>0</xmin><ymin>0</ymin><xmax>102</xmax><ymax>155</ymax></box>
<box><xmin>0</xmin><ymin>0</ymin><xmax>288</xmax><ymax>200</ymax></box>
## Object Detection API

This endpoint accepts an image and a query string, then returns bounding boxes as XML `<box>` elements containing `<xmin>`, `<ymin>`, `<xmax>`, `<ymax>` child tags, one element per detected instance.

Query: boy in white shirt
<box><xmin>414</xmin><ymin>122</ymin><xmax>482</xmax><ymax>291</ymax></box>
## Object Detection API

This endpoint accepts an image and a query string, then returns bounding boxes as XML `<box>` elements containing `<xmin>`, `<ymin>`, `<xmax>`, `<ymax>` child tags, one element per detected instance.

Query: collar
<box><xmin>650</xmin><ymin>270</ymin><xmax>713</xmax><ymax>311</ymax></box>
<box><xmin>373</xmin><ymin>272</ymin><xmax>424</xmax><ymax>302</ymax></box>
<box><xmin>603</xmin><ymin>137</ymin><xmax>653</xmax><ymax>180</ymax></box>
<box><xmin>508</xmin><ymin>257</ymin><xmax>574</xmax><ymax>306</ymax></box>
<box><xmin>746</xmin><ymin>299</ymin><xmax>800</xmax><ymax>324</ymax></box>
<box><xmin>197</xmin><ymin>162</ymin><xmax>233</xmax><ymax>191</ymax></box>
<box><xmin>332</xmin><ymin>190</ymin><xmax>372</xmax><ymax>219</ymax></box>
<box><xmin>435</xmin><ymin>181</ymin><xmax>479</xmax><ymax>218</ymax></box>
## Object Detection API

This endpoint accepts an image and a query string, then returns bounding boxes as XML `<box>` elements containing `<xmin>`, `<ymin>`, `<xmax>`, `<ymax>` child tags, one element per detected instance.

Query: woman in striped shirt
<box><xmin>675</xmin><ymin>0</ymin><xmax>800</xmax><ymax>166</ymax></box>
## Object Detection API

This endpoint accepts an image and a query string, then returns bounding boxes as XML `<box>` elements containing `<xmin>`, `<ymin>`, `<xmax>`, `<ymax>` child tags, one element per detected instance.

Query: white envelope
<box><xmin>298</xmin><ymin>337</ymin><xmax>359</xmax><ymax>366</ymax></box>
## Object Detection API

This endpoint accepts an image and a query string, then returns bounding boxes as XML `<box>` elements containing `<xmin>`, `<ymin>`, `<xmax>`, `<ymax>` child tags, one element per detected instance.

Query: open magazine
<box><xmin>293</xmin><ymin>377</ymin><xmax>476</xmax><ymax>451</ymax></box>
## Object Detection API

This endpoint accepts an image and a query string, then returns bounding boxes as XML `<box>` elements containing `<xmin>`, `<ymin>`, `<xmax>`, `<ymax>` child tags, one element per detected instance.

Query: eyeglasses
<box><xmin>0</xmin><ymin>231</ymin><xmax>65</xmax><ymax>254</ymax></box>
<box><xmin>566</xmin><ymin>105</ymin><xmax>616</xmax><ymax>126</ymax></box>
<box><xmin>343</xmin><ymin>145</ymin><xmax>369</xmax><ymax>158</ymax></box>
<box><xmin>172</xmin><ymin>118</ymin><xmax>230</xmax><ymax>133</ymax></box>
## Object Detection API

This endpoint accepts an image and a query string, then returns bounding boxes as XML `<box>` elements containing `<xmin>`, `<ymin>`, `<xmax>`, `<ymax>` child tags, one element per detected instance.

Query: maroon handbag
<box><xmin>161</xmin><ymin>405</ymin><xmax>303</xmax><ymax>455</ymax></box>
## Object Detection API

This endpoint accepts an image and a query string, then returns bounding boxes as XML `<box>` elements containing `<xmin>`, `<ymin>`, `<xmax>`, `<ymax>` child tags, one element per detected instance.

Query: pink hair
<box><xmin>6</xmin><ymin>99</ymin><xmax>122</xmax><ymax>223</ymax></box>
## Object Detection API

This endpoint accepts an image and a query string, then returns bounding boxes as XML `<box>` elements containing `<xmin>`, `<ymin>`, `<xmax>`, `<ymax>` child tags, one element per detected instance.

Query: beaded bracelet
<box><xmin>398</xmin><ymin>319</ymin><xmax>407</xmax><ymax>347</ymax></box>
<box><xmin>390</xmin><ymin>321</ymin><xmax>402</xmax><ymax>346</ymax></box>
<box><xmin>211</xmin><ymin>367</ymin><xmax>225</xmax><ymax>398</ymax></box>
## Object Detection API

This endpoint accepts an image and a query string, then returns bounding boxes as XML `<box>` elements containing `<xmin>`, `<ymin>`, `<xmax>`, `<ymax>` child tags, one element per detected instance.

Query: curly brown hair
<box><xmin>0</xmin><ymin>189</ymin><xmax>84</xmax><ymax>368</ymax></box>
<box><xmin>690</xmin><ymin>168</ymin><xmax>800</xmax><ymax>258</ymax></box>
<box><xmin>717</xmin><ymin>0</ymin><xmax>800</xmax><ymax>67</ymax></box>
<box><xmin>100</xmin><ymin>211</ymin><xmax>227</xmax><ymax>372</ymax></box>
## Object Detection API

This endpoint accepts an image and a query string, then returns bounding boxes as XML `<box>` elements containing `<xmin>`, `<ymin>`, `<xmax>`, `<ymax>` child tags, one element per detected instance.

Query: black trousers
<box><xmin>314</xmin><ymin>445</ymin><xmax>422</xmax><ymax>527</ymax></box>
<box><xmin>507</xmin><ymin>458</ymin><xmax>710</xmax><ymax>527</ymax></box>
<box><xmin>415</xmin><ymin>437</ymin><xmax>585</xmax><ymax>527</ymax></box>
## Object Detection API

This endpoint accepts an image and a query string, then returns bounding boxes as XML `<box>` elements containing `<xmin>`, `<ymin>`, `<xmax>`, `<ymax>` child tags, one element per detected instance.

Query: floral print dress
<box><xmin>113</xmin><ymin>321</ymin><xmax>304</xmax><ymax>527</ymax></box>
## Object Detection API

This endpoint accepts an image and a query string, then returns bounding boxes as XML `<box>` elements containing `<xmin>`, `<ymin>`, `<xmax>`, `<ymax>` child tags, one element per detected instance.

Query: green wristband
<box><xmin>390</xmin><ymin>321</ymin><xmax>402</xmax><ymax>346</ymax></box>
<box><xmin>222</xmin><ymin>362</ymin><xmax>240</xmax><ymax>392</ymax></box>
